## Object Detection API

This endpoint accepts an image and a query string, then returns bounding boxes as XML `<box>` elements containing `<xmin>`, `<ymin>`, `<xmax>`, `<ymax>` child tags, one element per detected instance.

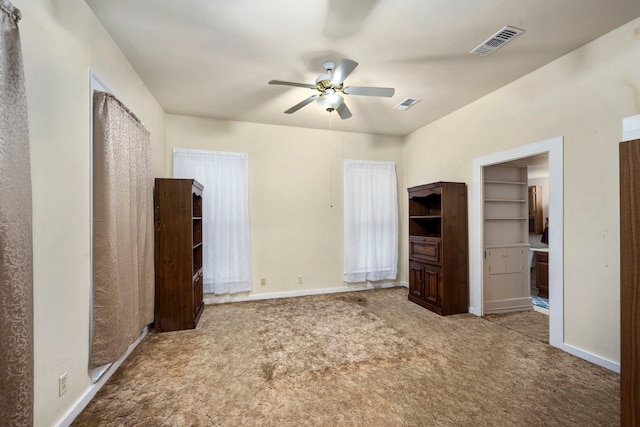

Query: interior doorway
<box><xmin>470</xmin><ymin>136</ymin><xmax>564</xmax><ymax>350</ymax></box>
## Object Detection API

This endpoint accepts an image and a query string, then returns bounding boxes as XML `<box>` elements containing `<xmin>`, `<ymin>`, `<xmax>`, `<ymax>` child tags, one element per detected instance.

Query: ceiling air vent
<box><xmin>470</xmin><ymin>26</ymin><xmax>524</xmax><ymax>56</ymax></box>
<box><xmin>394</xmin><ymin>98</ymin><xmax>421</xmax><ymax>111</ymax></box>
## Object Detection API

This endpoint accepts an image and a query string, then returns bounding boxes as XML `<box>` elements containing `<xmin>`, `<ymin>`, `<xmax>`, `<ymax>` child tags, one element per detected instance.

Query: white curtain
<box><xmin>343</xmin><ymin>160</ymin><xmax>398</xmax><ymax>283</ymax></box>
<box><xmin>173</xmin><ymin>149</ymin><xmax>252</xmax><ymax>294</ymax></box>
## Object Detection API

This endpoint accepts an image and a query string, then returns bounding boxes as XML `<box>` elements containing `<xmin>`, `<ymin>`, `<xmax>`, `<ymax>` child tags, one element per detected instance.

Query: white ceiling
<box><xmin>85</xmin><ymin>0</ymin><xmax>640</xmax><ymax>137</ymax></box>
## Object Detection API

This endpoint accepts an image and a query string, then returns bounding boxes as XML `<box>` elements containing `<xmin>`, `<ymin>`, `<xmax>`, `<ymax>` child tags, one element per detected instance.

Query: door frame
<box><xmin>470</xmin><ymin>136</ymin><xmax>564</xmax><ymax>349</ymax></box>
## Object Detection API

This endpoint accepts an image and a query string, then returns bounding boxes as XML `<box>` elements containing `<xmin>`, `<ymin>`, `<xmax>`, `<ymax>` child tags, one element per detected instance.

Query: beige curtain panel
<box><xmin>91</xmin><ymin>91</ymin><xmax>154</xmax><ymax>369</ymax></box>
<box><xmin>0</xmin><ymin>0</ymin><xmax>34</xmax><ymax>425</ymax></box>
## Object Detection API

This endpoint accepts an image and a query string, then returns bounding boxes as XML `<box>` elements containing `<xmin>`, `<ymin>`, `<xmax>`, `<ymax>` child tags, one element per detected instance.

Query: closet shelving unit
<box><xmin>483</xmin><ymin>165</ymin><xmax>532</xmax><ymax>314</ymax></box>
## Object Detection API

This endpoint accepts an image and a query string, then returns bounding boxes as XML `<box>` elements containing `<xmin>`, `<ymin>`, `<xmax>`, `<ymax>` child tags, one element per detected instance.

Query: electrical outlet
<box><xmin>260</xmin><ymin>278</ymin><xmax>266</xmax><ymax>286</ymax></box>
<box><xmin>59</xmin><ymin>372</ymin><xmax>68</xmax><ymax>396</ymax></box>
<box><xmin>298</xmin><ymin>276</ymin><xmax>303</xmax><ymax>285</ymax></box>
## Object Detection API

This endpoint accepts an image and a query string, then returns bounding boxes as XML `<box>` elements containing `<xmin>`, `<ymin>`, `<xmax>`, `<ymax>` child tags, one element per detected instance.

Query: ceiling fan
<box><xmin>268</xmin><ymin>58</ymin><xmax>395</xmax><ymax>119</ymax></box>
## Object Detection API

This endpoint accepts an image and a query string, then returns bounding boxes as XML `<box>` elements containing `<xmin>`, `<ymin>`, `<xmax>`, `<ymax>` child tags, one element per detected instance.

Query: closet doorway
<box><xmin>471</xmin><ymin>136</ymin><xmax>564</xmax><ymax>349</ymax></box>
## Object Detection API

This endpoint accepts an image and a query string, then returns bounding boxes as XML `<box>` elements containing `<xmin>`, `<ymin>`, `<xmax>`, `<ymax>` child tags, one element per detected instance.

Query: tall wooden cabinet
<box><xmin>408</xmin><ymin>182</ymin><xmax>468</xmax><ymax>315</ymax></box>
<box><xmin>535</xmin><ymin>251</ymin><xmax>549</xmax><ymax>298</ymax></box>
<box><xmin>620</xmin><ymin>138</ymin><xmax>640</xmax><ymax>426</ymax></box>
<box><xmin>528</xmin><ymin>185</ymin><xmax>543</xmax><ymax>234</ymax></box>
<box><xmin>154</xmin><ymin>178</ymin><xmax>204</xmax><ymax>332</ymax></box>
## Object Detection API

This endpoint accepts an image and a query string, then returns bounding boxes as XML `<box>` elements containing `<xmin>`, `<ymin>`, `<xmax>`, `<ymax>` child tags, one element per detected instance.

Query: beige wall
<box><xmin>403</xmin><ymin>17</ymin><xmax>640</xmax><ymax>363</ymax></box>
<box><xmin>166</xmin><ymin>115</ymin><xmax>405</xmax><ymax>296</ymax></box>
<box><xmin>14</xmin><ymin>0</ymin><xmax>166</xmax><ymax>425</ymax></box>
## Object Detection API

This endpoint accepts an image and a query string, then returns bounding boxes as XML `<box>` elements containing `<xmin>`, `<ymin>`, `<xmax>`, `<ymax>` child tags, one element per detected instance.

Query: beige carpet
<box><xmin>72</xmin><ymin>287</ymin><xmax>618</xmax><ymax>426</ymax></box>
<box><xmin>485</xmin><ymin>309</ymin><xmax>549</xmax><ymax>344</ymax></box>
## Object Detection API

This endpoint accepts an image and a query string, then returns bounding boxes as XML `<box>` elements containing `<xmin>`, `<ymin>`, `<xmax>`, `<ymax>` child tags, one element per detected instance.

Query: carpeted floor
<box><xmin>72</xmin><ymin>287</ymin><xmax>618</xmax><ymax>426</ymax></box>
<box><xmin>485</xmin><ymin>309</ymin><xmax>549</xmax><ymax>344</ymax></box>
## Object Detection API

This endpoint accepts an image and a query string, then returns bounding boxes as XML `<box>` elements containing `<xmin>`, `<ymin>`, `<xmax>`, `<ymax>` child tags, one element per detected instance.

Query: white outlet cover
<box><xmin>59</xmin><ymin>372</ymin><xmax>68</xmax><ymax>396</ymax></box>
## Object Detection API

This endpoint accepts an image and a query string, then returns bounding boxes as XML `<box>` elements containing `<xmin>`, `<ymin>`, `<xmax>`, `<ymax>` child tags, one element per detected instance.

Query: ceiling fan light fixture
<box><xmin>317</xmin><ymin>91</ymin><xmax>343</xmax><ymax>111</ymax></box>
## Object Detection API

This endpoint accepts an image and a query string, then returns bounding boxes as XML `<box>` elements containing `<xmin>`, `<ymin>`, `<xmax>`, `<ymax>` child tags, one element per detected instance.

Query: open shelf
<box><xmin>409</xmin><ymin>217</ymin><xmax>442</xmax><ymax>238</ymax></box>
<box><xmin>409</xmin><ymin>189</ymin><xmax>443</xmax><ymax>238</ymax></box>
<box><xmin>409</xmin><ymin>193</ymin><xmax>441</xmax><ymax>217</ymax></box>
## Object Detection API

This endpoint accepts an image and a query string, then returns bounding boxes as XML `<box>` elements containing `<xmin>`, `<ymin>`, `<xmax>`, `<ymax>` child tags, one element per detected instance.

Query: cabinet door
<box><xmin>423</xmin><ymin>265</ymin><xmax>442</xmax><ymax>307</ymax></box>
<box><xmin>536</xmin><ymin>254</ymin><xmax>549</xmax><ymax>298</ymax></box>
<box><xmin>409</xmin><ymin>262</ymin><xmax>424</xmax><ymax>299</ymax></box>
<box><xmin>485</xmin><ymin>249</ymin><xmax>507</xmax><ymax>274</ymax></box>
<box><xmin>486</xmin><ymin>272</ymin><xmax>506</xmax><ymax>301</ymax></box>
<box><xmin>506</xmin><ymin>247</ymin><xmax>527</xmax><ymax>273</ymax></box>
<box><xmin>505</xmin><ymin>272</ymin><xmax>525</xmax><ymax>298</ymax></box>
<box><xmin>486</xmin><ymin>272</ymin><xmax>525</xmax><ymax>300</ymax></box>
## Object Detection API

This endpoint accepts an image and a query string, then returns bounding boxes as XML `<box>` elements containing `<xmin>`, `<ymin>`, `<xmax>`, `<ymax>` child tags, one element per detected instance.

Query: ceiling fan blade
<box><xmin>336</xmin><ymin>102</ymin><xmax>352</xmax><ymax>120</ymax></box>
<box><xmin>343</xmin><ymin>86</ymin><xmax>395</xmax><ymax>97</ymax></box>
<box><xmin>269</xmin><ymin>80</ymin><xmax>317</xmax><ymax>89</ymax></box>
<box><xmin>331</xmin><ymin>59</ymin><xmax>358</xmax><ymax>85</ymax></box>
<box><xmin>284</xmin><ymin>95</ymin><xmax>320</xmax><ymax>114</ymax></box>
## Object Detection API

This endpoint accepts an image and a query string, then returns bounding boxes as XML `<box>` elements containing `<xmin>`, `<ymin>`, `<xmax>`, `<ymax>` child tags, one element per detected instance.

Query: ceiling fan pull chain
<box><xmin>329</xmin><ymin>111</ymin><xmax>333</xmax><ymax>208</ymax></box>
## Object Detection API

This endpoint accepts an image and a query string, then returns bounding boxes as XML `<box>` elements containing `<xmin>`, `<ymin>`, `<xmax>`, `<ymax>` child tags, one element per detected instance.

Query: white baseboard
<box><xmin>468</xmin><ymin>307</ymin><xmax>481</xmax><ymax>316</ymax></box>
<box><xmin>484</xmin><ymin>296</ymin><xmax>533</xmax><ymax>314</ymax></box>
<box><xmin>55</xmin><ymin>327</ymin><xmax>149</xmax><ymax>427</ymax></box>
<box><xmin>204</xmin><ymin>281</ymin><xmax>408</xmax><ymax>305</ymax></box>
<box><xmin>559</xmin><ymin>342</ymin><xmax>620</xmax><ymax>373</ymax></box>
<box><xmin>533</xmin><ymin>305</ymin><xmax>549</xmax><ymax>315</ymax></box>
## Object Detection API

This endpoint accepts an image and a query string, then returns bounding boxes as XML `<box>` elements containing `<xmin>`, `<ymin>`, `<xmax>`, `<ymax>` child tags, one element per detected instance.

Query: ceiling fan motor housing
<box><xmin>316</xmin><ymin>74</ymin><xmax>333</xmax><ymax>90</ymax></box>
<box><xmin>316</xmin><ymin>61</ymin><xmax>342</xmax><ymax>91</ymax></box>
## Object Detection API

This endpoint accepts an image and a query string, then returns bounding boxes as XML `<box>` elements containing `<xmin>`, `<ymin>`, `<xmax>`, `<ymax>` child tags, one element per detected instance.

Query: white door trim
<box><xmin>471</xmin><ymin>136</ymin><xmax>564</xmax><ymax>349</ymax></box>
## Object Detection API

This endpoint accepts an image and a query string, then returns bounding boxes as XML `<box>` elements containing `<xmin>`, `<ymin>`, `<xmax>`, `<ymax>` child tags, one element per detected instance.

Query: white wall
<box><xmin>403</xmin><ymin>17</ymin><xmax>640</xmax><ymax>364</ymax></box>
<box><xmin>13</xmin><ymin>0</ymin><xmax>166</xmax><ymax>425</ymax></box>
<box><xmin>166</xmin><ymin>115</ymin><xmax>406</xmax><ymax>297</ymax></box>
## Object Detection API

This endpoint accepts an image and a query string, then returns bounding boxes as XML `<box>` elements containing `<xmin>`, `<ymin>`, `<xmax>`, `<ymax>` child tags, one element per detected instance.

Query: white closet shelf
<box><xmin>484</xmin><ymin>180</ymin><xmax>527</xmax><ymax>185</ymax></box>
<box><xmin>484</xmin><ymin>198</ymin><xmax>527</xmax><ymax>203</ymax></box>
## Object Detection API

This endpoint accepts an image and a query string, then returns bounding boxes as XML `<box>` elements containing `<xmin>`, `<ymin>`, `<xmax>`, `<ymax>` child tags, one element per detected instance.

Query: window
<box><xmin>173</xmin><ymin>149</ymin><xmax>252</xmax><ymax>294</ymax></box>
<box><xmin>343</xmin><ymin>160</ymin><xmax>398</xmax><ymax>283</ymax></box>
